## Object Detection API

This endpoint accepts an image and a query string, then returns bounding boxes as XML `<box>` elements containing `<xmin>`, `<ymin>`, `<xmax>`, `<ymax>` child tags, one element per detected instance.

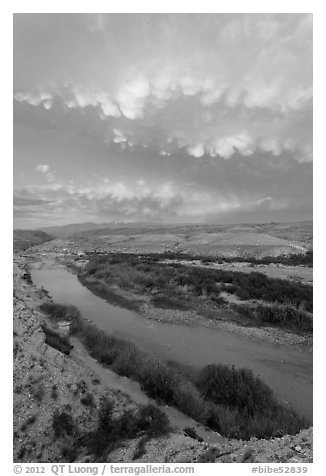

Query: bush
<box><xmin>183</xmin><ymin>427</ymin><xmax>203</xmax><ymax>442</ymax></box>
<box><xmin>197</xmin><ymin>364</ymin><xmax>275</xmax><ymax>415</ymax></box>
<box><xmin>85</xmin><ymin>398</ymin><xmax>170</xmax><ymax>459</ymax></box>
<box><xmin>52</xmin><ymin>409</ymin><xmax>75</xmax><ymax>439</ymax></box>
<box><xmin>81</xmin><ymin>392</ymin><xmax>95</xmax><ymax>407</ymax></box>
<box><xmin>41</xmin><ymin>324</ymin><xmax>73</xmax><ymax>355</ymax></box>
<box><xmin>51</xmin><ymin>384</ymin><xmax>59</xmax><ymax>400</ymax></box>
<box><xmin>132</xmin><ymin>436</ymin><xmax>149</xmax><ymax>460</ymax></box>
<box><xmin>31</xmin><ymin>383</ymin><xmax>45</xmax><ymax>402</ymax></box>
<box><xmin>136</xmin><ymin>404</ymin><xmax>170</xmax><ymax>436</ymax></box>
<box><xmin>40</xmin><ymin>302</ymin><xmax>80</xmax><ymax>322</ymax></box>
<box><xmin>233</xmin><ymin>302</ymin><xmax>313</xmax><ymax>333</ymax></box>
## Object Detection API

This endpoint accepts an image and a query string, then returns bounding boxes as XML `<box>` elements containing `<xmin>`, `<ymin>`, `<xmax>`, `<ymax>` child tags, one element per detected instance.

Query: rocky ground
<box><xmin>13</xmin><ymin>254</ymin><xmax>313</xmax><ymax>463</ymax></box>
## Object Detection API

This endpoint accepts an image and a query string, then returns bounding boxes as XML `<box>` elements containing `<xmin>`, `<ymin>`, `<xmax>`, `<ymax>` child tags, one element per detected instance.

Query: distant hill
<box><xmin>13</xmin><ymin>229</ymin><xmax>54</xmax><ymax>251</ymax></box>
<box><xmin>36</xmin><ymin>221</ymin><xmax>167</xmax><ymax>237</ymax></box>
<box><xmin>33</xmin><ymin>220</ymin><xmax>312</xmax><ymax>259</ymax></box>
<box><xmin>36</xmin><ymin>222</ymin><xmax>115</xmax><ymax>237</ymax></box>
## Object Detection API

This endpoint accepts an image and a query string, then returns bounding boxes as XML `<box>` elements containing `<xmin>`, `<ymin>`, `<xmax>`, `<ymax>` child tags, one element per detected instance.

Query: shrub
<box><xmin>132</xmin><ymin>436</ymin><xmax>149</xmax><ymax>460</ymax></box>
<box><xmin>41</xmin><ymin>324</ymin><xmax>73</xmax><ymax>355</ymax></box>
<box><xmin>40</xmin><ymin>302</ymin><xmax>80</xmax><ymax>322</ymax></box>
<box><xmin>20</xmin><ymin>414</ymin><xmax>37</xmax><ymax>432</ymax></box>
<box><xmin>85</xmin><ymin>398</ymin><xmax>170</xmax><ymax>459</ymax></box>
<box><xmin>136</xmin><ymin>404</ymin><xmax>170</xmax><ymax>436</ymax></box>
<box><xmin>233</xmin><ymin>302</ymin><xmax>313</xmax><ymax>333</ymax></box>
<box><xmin>183</xmin><ymin>427</ymin><xmax>203</xmax><ymax>442</ymax></box>
<box><xmin>31</xmin><ymin>383</ymin><xmax>45</xmax><ymax>402</ymax></box>
<box><xmin>197</xmin><ymin>364</ymin><xmax>275</xmax><ymax>415</ymax></box>
<box><xmin>51</xmin><ymin>384</ymin><xmax>59</xmax><ymax>400</ymax></box>
<box><xmin>52</xmin><ymin>409</ymin><xmax>75</xmax><ymax>439</ymax></box>
<box><xmin>81</xmin><ymin>392</ymin><xmax>95</xmax><ymax>407</ymax></box>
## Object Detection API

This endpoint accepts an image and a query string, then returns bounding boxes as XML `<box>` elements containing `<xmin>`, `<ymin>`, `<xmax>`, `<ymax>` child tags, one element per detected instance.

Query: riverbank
<box><xmin>78</xmin><ymin>271</ymin><xmax>313</xmax><ymax>353</ymax></box>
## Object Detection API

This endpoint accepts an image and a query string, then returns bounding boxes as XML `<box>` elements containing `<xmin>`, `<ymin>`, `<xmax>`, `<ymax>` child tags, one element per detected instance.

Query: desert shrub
<box><xmin>198</xmin><ymin>446</ymin><xmax>221</xmax><ymax>463</ymax></box>
<box><xmin>183</xmin><ymin>427</ymin><xmax>203</xmax><ymax>441</ymax></box>
<box><xmin>59</xmin><ymin>436</ymin><xmax>78</xmax><ymax>462</ymax></box>
<box><xmin>52</xmin><ymin>409</ymin><xmax>75</xmax><ymax>439</ymax></box>
<box><xmin>81</xmin><ymin>392</ymin><xmax>95</xmax><ymax>407</ymax></box>
<box><xmin>41</xmin><ymin>324</ymin><xmax>73</xmax><ymax>355</ymax></box>
<box><xmin>197</xmin><ymin>364</ymin><xmax>275</xmax><ymax>415</ymax></box>
<box><xmin>31</xmin><ymin>383</ymin><xmax>45</xmax><ymax>402</ymax></box>
<box><xmin>13</xmin><ymin>341</ymin><xmax>20</xmax><ymax>357</ymax></box>
<box><xmin>132</xmin><ymin>435</ymin><xmax>149</xmax><ymax>460</ymax></box>
<box><xmin>138</xmin><ymin>359</ymin><xmax>179</xmax><ymax>402</ymax></box>
<box><xmin>223</xmin><ymin>250</ymin><xmax>313</xmax><ymax>268</ymax></box>
<box><xmin>20</xmin><ymin>414</ymin><xmax>37</xmax><ymax>432</ymax></box>
<box><xmin>40</xmin><ymin>302</ymin><xmax>80</xmax><ymax>322</ymax></box>
<box><xmin>233</xmin><ymin>303</ymin><xmax>313</xmax><ymax>333</ymax></box>
<box><xmin>51</xmin><ymin>384</ymin><xmax>59</xmax><ymax>400</ymax></box>
<box><xmin>86</xmin><ymin>398</ymin><xmax>170</xmax><ymax>459</ymax></box>
<box><xmin>136</xmin><ymin>404</ymin><xmax>170</xmax><ymax>436</ymax></box>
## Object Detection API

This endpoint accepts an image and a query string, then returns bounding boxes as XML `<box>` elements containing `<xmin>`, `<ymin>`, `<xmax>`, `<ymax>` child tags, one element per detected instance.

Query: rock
<box><xmin>237</xmin><ymin>447</ymin><xmax>253</xmax><ymax>462</ymax></box>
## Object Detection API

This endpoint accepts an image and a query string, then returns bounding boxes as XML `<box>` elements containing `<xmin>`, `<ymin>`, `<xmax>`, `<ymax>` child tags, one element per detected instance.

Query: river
<box><xmin>30</xmin><ymin>259</ymin><xmax>313</xmax><ymax>421</ymax></box>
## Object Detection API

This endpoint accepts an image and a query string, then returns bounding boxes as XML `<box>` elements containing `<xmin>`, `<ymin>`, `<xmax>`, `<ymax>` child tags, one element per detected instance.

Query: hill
<box><xmin>48</xmin><ymin>221</ymin><xmax>312</xmax><ymax>259</ymax></box>
<box><xmin>13</xmin><ymin>230</ymin><xmax>54</xmax><ymax>252</ymax></box>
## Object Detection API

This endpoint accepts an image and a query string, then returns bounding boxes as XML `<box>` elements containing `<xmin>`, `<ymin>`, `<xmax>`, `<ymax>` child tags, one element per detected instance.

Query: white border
<box><xmin>4</xmin><ymin>3</ymin><xmax>323</xmax><ymax>474</ymax></box>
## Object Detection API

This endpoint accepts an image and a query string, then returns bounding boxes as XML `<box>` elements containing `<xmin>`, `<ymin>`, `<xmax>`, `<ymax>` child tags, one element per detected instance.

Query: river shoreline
<box><xmin>28</xmin><ymin>253</ymin><xmax>313</xmax><ymax>422</ymax></box>
<box><xmin>65</xmin><ymin>254</ymin><xmax>312</xmax><ymax>353</ymax></box>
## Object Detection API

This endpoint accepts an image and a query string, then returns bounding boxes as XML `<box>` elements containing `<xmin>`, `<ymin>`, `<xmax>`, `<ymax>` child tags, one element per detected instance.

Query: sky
<box><xmin>13</xmin><ymin>13</ymin><xmax>313</xmax><ymax>228</ymax></box>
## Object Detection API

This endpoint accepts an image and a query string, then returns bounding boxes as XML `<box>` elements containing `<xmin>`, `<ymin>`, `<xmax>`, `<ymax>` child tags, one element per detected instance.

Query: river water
<box><xmin>30</xmin><ymin>260</ymin><xmax>313</xmax><ymax>421</ymax></box>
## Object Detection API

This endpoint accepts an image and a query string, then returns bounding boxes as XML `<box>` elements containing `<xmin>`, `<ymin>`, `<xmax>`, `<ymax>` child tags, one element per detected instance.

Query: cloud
<box><xmin>15</xmin><ymin>91</ymin><xmax>53</xmax><ymax>109</ymax></box>
<box><xmin>187</xmin><ymin>144</ymin><xmax>205</xmax><ymax>158</ymax></box>
<box><xmin>13</xmin><ymin>14</ymin><xmax>312</xmax><ymax>226</ymax></box>
<box><xmin>36</xmin><ymin>164</ymin><xmax>50</xmax><ymax>173</ymax></box>
<box><xmin>13</xmin><ymin>196</ymin><xmax>52</xmax><ymax>207</ymax></box>
<box><xmin>116</xmin><ymin>77</ymin><xmax>151</xmax><ymax>119</ymax></box>
<box><xmin>259</xmin><ymin>138</ymin><xmax>282</xmax><ymax>156</ymax></box>
<box><xmin>13</xmin><ymin>13</ymin><xmax>312</xmax><ymax>162</ymax></box>
<box><xmin>35</xmin><ymin>164</ymin><xmax>56</xmax><ymax>182</ymax></box>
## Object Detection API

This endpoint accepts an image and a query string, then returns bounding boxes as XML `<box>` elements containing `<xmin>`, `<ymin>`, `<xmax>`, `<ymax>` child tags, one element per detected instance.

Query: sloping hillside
<box><xmin>14</xmin><ymin>230</ymin><xmax>53</xmax><ymax>251</ymax></box>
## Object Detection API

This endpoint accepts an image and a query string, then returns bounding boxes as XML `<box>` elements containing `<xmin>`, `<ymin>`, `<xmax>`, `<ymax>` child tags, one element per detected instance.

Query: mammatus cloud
<box><xmin>35</xmin><ymin>164</ymin><xmax>55</xmax><ymax>182</ymax></box>
<box><xmin>15</xmin><ymin>81</ymin><xmax>312</xmax><ymax>162</ymax></box>
<box><xmin>13</xmin><ymin>14</ymin><xmax>312</xmax><ymax>226</ymax></box>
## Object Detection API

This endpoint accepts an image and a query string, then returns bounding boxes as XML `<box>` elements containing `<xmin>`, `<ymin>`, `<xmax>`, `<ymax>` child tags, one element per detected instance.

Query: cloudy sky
<box><xmin>13</xmin><ymin>13</ymin><xmax>312</xmax><ymax>228</ymax></box>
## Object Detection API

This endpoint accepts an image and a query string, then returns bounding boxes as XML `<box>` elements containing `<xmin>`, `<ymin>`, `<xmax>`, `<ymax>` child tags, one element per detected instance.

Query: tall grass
<box><xmin>232</xmin><ymin>302</ymin><xmax>313</xmax><ymax>333</ymax></box>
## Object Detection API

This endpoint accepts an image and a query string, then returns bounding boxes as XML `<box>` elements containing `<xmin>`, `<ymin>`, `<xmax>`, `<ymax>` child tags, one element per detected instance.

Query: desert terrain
<box><xmin>13</xmin><ymin>221</ymin><xmax>313</xmax><ymax>463</ymax></box>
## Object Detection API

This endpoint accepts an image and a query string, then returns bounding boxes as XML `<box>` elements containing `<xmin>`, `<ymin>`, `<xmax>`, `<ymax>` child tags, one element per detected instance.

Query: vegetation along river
<box><xmin>30</xmin><ymin>259</ymin><xmax>313</xmax><ymax>422</ymax></box>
